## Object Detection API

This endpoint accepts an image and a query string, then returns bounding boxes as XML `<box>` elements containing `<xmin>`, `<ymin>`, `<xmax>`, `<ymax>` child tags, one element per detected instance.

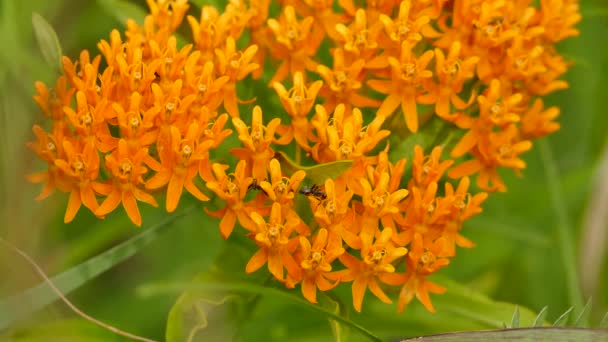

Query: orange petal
<box><xmin>64</xmin><ymin>189</ymin><xmax>82</xmax><ymax>223</ymax></box>
<box><xmin>302</xmin><ymin>277</ymin><xmax>317</xmax><ymax>303</ymax></box>
<box><xmin>246</xmin><ymin>248</ymin><xmax>268</xmax><ymax>273</ymax></box>
<box><xmin>220</xmin><ymin>210</ymin><xmax>237</xmax><ymax>239</ymax></box>
<box><xmin>376</xmin><ymin>93</ymin><xmax>401</xmax><ymax>118</ymax></box>
<box><xmin>122</xmin><ymin>190</ymin><xmax>142</xmax><ymax>226</ymax></box>
<box><xmin>96</xmin><ymin>188</ymin><xmax>121</xmax><ymax>216</ymax></box>
<box><xmin>351</xmin><ymin>275</ymin><xmax>368</xmax><ymax>312</ymax></box>
<box><xmin>166</xmin><ymin>174</ymin><xmax>185</xmax><ymax>213</ymax></box>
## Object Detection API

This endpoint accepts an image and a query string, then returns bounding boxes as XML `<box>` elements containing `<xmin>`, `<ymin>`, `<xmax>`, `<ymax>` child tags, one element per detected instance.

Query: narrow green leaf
<box><xmin>138</xmin><ymin>281</ymin><xmax>382</xmax><ymax>342</ymax></box>
<box><xmin>275</xmin><ymin>151</ymin><xmax>353</xmax><ymax>185</ymax></box>
<box><xmin>553</xmin><ymin>307</ymin><xmax>574</xmax><ymax>326</ymax></box>
<box><xmin>533</xmin><ymin>306</ymin><xmax>549</xmax><ymax>327</ymax></box>
<box><xmin>31</xmin><ymin>13</ymin><xmax>62</xmax><ymax>73</ymax></box>
<box><xmin>0</xmin><ymin>206</ymin><xmax>194</xmax><ymax>330</ymax></box>
<box><xmin>400</xmin><ymin>327</ymin><xmax>608</xmax><ymax>341</ymax></box>
<box><xmin>574</xmin><ymin>298</ymin><xmax>592</xmax><ymax>327</ymax></box>
<box><xmin>538</xmin><ymin>141</ymin><xmax>585</xmax><ymax>312</ymax></box>
<box><xmin>96</xmin><ymin>0</ymin><xmax>147</xmax><ymax>25</ymax></box>
<box><xmin>510</xmin><ymin>306</ymin><xmax>520</xmax><ymax>328</ymax></box>
<box><xmin>599</xmin><ymin>312</ymin><xmax>608</xmax><ymax>329</ymax></box>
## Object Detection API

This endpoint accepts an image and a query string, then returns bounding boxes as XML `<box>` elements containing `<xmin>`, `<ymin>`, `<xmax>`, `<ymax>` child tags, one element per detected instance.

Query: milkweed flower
<box><xmin>28</xmin><ymin>0</ymin><xmax>579</xmax><ymax>315</ymax></box>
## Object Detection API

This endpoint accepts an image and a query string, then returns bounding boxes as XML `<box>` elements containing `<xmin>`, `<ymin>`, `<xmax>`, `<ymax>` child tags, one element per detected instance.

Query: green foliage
<box><xmin>31</xmin><ymin>13</ymin><xmax>62</xmax><ymax>74</ymax></box>
<box><xmin>275</xmin><ymin>151</ymin><xmax>353</xmax><ymax>184</ymax></box>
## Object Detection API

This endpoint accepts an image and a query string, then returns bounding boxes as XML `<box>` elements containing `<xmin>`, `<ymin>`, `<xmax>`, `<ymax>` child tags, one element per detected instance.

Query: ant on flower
<box><xmin>247</xmin><ymin>178</ymin><xmax>268</xmax><ymax>195</ymax></box>
<box><xmin>299</xmin><ymin>184</ymin><xmax>327</xmax><ymax>201</ymax></box>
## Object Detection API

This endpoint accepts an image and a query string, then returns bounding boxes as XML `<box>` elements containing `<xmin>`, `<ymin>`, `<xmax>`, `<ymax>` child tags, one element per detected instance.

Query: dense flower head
<box><xmin>29</xmin><ymin>0</ymin><xmax>579</xmax><ymax>313</ymax></box>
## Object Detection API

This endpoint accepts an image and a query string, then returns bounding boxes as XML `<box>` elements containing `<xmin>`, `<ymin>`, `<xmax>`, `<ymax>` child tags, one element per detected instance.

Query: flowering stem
<box><xmin>538</xmin><ymin>139</ymin><xmax>585</xmax><ymax>312</ymax></box>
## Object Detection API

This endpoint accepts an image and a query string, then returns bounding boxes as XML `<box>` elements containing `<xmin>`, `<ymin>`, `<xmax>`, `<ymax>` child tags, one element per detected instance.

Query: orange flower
<box><xmin>205</xmin><ymin>161</ymin><xmax>256</xmax><ymax>239</ymax></box>
<box><xmin>298</xmin><ymin>228</ymin><xmax>344</xmax><ymax>303</ymax></box>
<box><xmin>335</xmin><ymin>9</ymin><xmax>384</xmax><ymax>67</ymax></box>
<box><xmin>360</xmin><ymin>171</ymin><xmax>409</xmax><ymax>233</ymax></box>
<box><xmin>410</xmin><ymin>145</ymin><xmax>454</xmax><ymax>188</ymax></box>
<box><xmin>311</xmin><ymin>179</ymin><xmax>359</xmax><ymax>248</ymax></box>
<box><xmin>267</xmin><ymin>6</ymin><xmax>321</xmax><ymax>83</ymax></box>
<box><xmin>146</xmin><ymin>123</ymin><xmax>212</xmax><ymax>212</ymax></box>
<box><xmin>27</xmin><ymin>125</ymin><xmax>71</xmax><ymax>199</ymax></box>
<box><xmin>311</xmin><ymin>104</ymin><xmax>389</xmax><ymax>164</ymax></box>
<box><xmin>273</xmin><ymin>71</ymin><xmax>323</xmax><ymax>149</ymax></box>
<box><xmin>449</xmin><ymin>125</ymin><xmax>532</xmax><ymax>192</ymax></box>
<box><xmin>379</xmin><ymin>0</ymin><xmax>431</xmax><ymax>49</ymax></box>
<box><xmin>231</xmin><ymin>106</ymin><xmax>289</xmax><ymax>180</ymax></box>
<box><xmin>316</xmin><ymin>48</ymin><xmax>380</xmax><ymax>114</ymax></box>
<box><xmin>246</xmin><ymin>202</ymin><xmax>303</xmax><ymax>281</ymax></box>
<box><xmin>451</xmin><ymin>79</ymin><xmax>523</xmax><ymax>159</ymax></box>
<box><xmin>113</xmin><ymin>92</ymin><xmax>157</xmax><ymax>150</ymax></box>
<box><xmin>520</xmin><ymin>99</ymin><xmax>560</xmax><ymax>139</ymax></box>
<box><xmin>53</xmin><ymin>140</ymin><xmax>101</xmax><ymax>223</ymax></box>
<box><xmin>197</xmin><ymin>111</ymin><xmax>233</xmax><ymax>182</ymax></box>
<box><xmin>94</xmin><ymin>139</ymin><xmax>158</xmax><ymax>226</ymax></box>
<box><xmin>432</xmin><ymin>41</ymin><xmax>479</xmax><ymax>120</ymax></box>
<box><xmin>368</xmin><ymin>41</ymin><xmax>434</xmax><ymax>132</ymax></box>
<box><xmin>214</xmin><ymin>36</ymin><xmax>259</xmax><ymax>117</ymax></box>
<box><xmin>336</xmin><ymin>228</ymin><xmax>408</xmax><ymax>312</ymax></box>
<box><xmin>258</xmin><ymin>158</ymin><xmax>306</xmax><ymax>206</ymax></box>
<box><xmin>183</xmin><ymin>60</ymin><xmax>230</xmax><ymax>112</ymax></box>
<box><xmin>33</xmin><ymin>76</ymin><xmax>74</xmax><ymax>122</ymax></box>
<box><xmin>63</xmin><ymin>91</ymin><xmax>114</xmax><ymax>152</ymax></box>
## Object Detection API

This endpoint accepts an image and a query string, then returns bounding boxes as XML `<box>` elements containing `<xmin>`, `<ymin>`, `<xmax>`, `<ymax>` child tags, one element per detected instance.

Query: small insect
<box><xmin>299</xmin><ymin>184</ymin><xmax>327</xmax><ymax>201</ymax></box>
<box><xmin>248</xmin><ymin>178</ymin><xmax>267</xmax><ymax>195</ymax></box>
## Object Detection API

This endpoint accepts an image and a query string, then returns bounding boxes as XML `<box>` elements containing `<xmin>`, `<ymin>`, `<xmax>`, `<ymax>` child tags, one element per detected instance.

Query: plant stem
<box><xmin>538</xmin><ymin>140</ymin><xmax>585</xmax><ymax>313</ymax></box>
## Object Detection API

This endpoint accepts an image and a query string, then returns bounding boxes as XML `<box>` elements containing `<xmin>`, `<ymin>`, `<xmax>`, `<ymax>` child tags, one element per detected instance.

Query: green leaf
<box><xmin>2</xmin><ymin>319</ymin><xmax>122</xmax><ymax>341</ymax></box>
<box><xmin>533</xmin><ymin>306</ymin><xmax>549</xmax><ymax>327</ymax></box>
<box><xmin>31</xmin><ymin>13</ymin><xmax>62</xmax><ymax>73</ymax></box>
<box><xmin>600</xmin><ymin>312</ymin><xmax>608</xmax><ymax>329</ymax></box>
<box><xmin>319</xmin><ymin>292</ymin><xmax>348</xmax><ymax>342</ymax></box>
<box><xmin>553</xmin><ymin>307</ymin><xmax>574</xmax><ymax>326</ymax></box>
<box><xmin>96</xmin><ymin>0</ymin><xmax>147</xmax><ymax>25</ymax></box>
<box><xmin>0</xmin><ymin>206</ymin><xmax>195</xmax><ymax>330</ymax></box>
<box><xmin>432</xmin><ymin>277</ymin><xmax>538</xmax><ymax>329</ymax></box>
<box><xmin>138</xmin><ymin>281</ymin><xmax>382</xmax><ymax>342</ymax></box>
<box><xmin>275</xmin><ymin>151</ymin><xmax>353</xmax><ymax>185</ymax></box>
<box><xmin>574</xmin><ymin>298</ymin><xmax>592</xmax><ymax>327</ymax></box>
<box><xmin>510</xmin><ymin>306</ymin><xmax>520</xmax><ymax>328</ymax></box>
<box><xmin>400</xmin><ymin>327</ymin><xmax>608</xmax><ymax>341</ymax></box>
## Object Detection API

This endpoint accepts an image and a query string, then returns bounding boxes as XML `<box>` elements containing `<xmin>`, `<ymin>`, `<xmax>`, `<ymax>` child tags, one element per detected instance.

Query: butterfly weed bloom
<box><xmin>29</xmin><ymin>0</ymin><xmax>579</xmax><ymax>314</ymax></box>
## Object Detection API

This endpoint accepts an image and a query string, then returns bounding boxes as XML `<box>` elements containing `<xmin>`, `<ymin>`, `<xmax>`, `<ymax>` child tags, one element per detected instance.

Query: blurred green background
<box><xmin>1</xmin><ymin>0</ymin><xmax>607</xmax><ymax>341</ymax></box>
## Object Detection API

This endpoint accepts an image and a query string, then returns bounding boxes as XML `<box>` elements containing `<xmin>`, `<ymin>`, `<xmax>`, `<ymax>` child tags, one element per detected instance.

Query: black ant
<box><xmin>299</xmin><ymin>184</ymin><xmax>327</xmax><ymax>201</ymax></box>
<box><xmin>248</xmin><ymin>178</ymin><xmax>267</xmax><ymax>195</ymax></box>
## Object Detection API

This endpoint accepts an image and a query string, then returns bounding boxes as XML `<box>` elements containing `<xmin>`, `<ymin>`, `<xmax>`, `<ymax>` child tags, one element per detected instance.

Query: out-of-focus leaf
<box><xmin>509</xmin><ymin>306</ymin><xmax>520</xmax><ymax>328</ymax></box>
<box><xmin>400</xmin><ymin>327</ymin><xmax>608</xmax><ymax>341</ymax></box>
<box><xmin>2</xmin><ymin>319</ymin><xmax>122</xmax><ymax>341</ymax></box>
<box><xmin>319</xmin><ymin>292</ymin><xmax>348</xmax><ymax>342</ymax></box>
<box><xmin>0</xmin><ymin>206</ymin><xmax>195</xmax><ymax>330</ymax></box>
<box><xmin>553</xmin><ymin>307</ymin><xmax>574</xmax><ymax>326</ymax></box>
<box><xmin>31</xmin><ymin>13</ymin><xmax>62</xmax><ymax>73</ymax></box>
<box><xmin>533</xmin><ymin>306</ymin><xmax>549</xmax><ymax>327</ymax></box>
<box><xmin>138</xmin><ymin>281</ymin><xmax>382</xmax><ymax>342</ymax></box>
<box><xmin>432</xmin><ymin>277</ymin><xmax>538</xmax><ymax>329</ymax></box>
<box><xmin>166</xmin><ymin>273</ymin><xmax>240</xmax><ymax>342</ymax></box>
<box><xmin>275</xmin><ymin>151</ymin><xmax>353</xmax><ymax>185</ymax></box>
<box><xmin>599</xmin><ymin>312</ymin><xmax>608</xmax><ymax>329</ymax></box>
<box><xmin>96</xmin><ymin>0</ymin><xmax>146</xmax><ymax>25</ymax></box>
<box><xmin>574</xmin><ymin>298</ymin><xmax>592</xmax><ymax>327</ymax></box>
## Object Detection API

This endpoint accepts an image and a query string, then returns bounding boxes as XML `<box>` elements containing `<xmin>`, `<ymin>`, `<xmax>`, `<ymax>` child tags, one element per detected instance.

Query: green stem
<box><xmin>296</xmin><ymin>144</ymin><xmax>302</xmax><ymax>165</ymax></box>
<box><xmin>538</xmin><ymin>140</ymin><xmax>585</xmax><ymax>313</ymax></box>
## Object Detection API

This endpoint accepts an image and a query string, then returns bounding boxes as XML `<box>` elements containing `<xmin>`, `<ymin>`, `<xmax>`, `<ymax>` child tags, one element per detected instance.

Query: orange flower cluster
<box><xmin>29</xmin><ymin>0</ymin><xmax>579</xmax><ymax>313</ymax></box>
